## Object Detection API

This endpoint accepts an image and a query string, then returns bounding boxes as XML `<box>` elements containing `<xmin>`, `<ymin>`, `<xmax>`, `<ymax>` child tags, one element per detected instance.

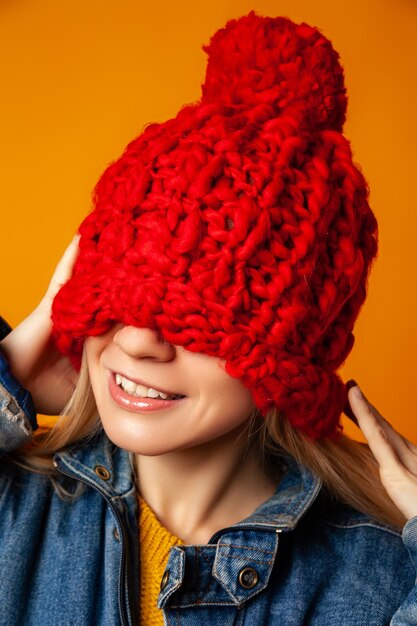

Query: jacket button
<box><xmin>238</xmin><ymin>567</ymin><xmax>259</xmax><ymax>589</ymax></box>
<box><xmin>94</xmin><ymin>465</ymin><xmax>111</xmax><ymax>481</ymax></box>
<box><xmin>113</xmin><ymin>527</ymin><xmax>120</xmax><ymax>542</ymax></box>
<box><xmin>160</xmin><ymin>569</ymin><xmax>170</xmax><ymax>591</ymax></box>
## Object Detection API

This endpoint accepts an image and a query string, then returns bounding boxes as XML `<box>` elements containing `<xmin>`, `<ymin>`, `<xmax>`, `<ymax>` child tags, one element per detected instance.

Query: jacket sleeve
<box><xmin>390</xmin><ymin>517</ymin><xmax>417</xmax><ymax>624</ymax></box>
<box><xmin>0</xmin><ymin>316</ymin><xmax>37</xmax><ymax>454</ymax></box>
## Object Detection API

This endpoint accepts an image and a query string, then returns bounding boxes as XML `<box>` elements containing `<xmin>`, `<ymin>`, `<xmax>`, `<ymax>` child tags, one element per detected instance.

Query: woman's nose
<box><xmin>113</xmin><ymin>326</ymin><xmax>176</xmax><ymax>362</ymax></box>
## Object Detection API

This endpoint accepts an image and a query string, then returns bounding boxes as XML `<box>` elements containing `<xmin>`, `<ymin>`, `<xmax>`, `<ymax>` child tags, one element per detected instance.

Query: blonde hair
<box><xmin>12</xmin><ymin>351</ymin><xmax>405</xmax><ymax>528</ymax></box>
<box><xmin>258</xmin><ymin>413</ymin><xmax>405</xmax><ymax>528</ymax></box>
<box><xmin>13</xmin><ymin>351</ymin><xmax>100</xmax><ymax>471</ymax></box>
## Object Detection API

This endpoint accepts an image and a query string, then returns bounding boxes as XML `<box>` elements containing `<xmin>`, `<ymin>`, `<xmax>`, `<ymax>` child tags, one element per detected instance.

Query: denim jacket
<box><xmin>1</xmin><ymin>348</ymin><xmax>417</xmax><ymax>625</ymax></box>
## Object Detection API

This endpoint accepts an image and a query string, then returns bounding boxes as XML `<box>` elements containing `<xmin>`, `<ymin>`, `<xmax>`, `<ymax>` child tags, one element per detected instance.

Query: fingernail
<box><xmin>346</xmin><ymin>379</ymin><xmax>364</xmax><ymax>400</ymax></box>
<box><xmin>344</xmin><ymin>380</ymin><xmax>361</xmax><ymax>425</ymax></box>
<box><xmin>343</xmin><ymin>402</ymin><xmax>358</xmax><ymax>426</ymax></box>
<box><xmin>346</xmin><ymin>379</ymin><xmax>358</xmax><ymax>391</ymax></box>
<box><xmin>351</xmin><ymin>385</ymin><xmax>363</xmax><ymax>400</ymax></box>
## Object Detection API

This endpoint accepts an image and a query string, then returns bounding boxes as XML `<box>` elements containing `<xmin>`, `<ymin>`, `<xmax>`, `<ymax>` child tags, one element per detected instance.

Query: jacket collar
<box><xmin>246</xmin><ymin>454</ymin><xmax>322</xmax><ymax>530</ymax></box>
<box><xmin>209</xmin><ymin>453</ymin><xmax>322</xmax><ymax>538</ymax></box>
<box><xmin>54</xmin><ymin>428</ymin><xmax>135</xmax><ymax>499</ymax></box>
<box><xmin>55</xmin><ymin>428</ymin><xmax>322</xmax><ymax>531</ymax></box>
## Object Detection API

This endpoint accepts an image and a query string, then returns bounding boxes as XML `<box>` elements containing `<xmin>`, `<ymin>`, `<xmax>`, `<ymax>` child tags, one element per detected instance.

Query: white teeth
<box><xmin>136</xmin><ymin>384</ymin><xmax>148</xmax><ymax>397</ymax></box>
<box><xmin>123</xmin><ymin>379</ymin><xmax>137</xmax><ymax>394</ymax></box>
<box><xmin>116</xmin><ymin>374</ymin><xmax>179</xmax><ymax>400</ymax></box>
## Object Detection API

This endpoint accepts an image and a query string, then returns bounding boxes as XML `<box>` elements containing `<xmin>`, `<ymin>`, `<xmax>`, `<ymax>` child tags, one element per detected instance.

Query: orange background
<box><xmin>0</xmin><ymin>0</ymin><xmax>416</xmax><ymax>441</ymax></box>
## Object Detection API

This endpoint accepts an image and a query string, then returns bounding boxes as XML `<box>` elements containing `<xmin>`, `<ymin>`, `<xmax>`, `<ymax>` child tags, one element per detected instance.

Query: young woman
<box><xmin>1</xmin><ymin>12</ymin><xmax>417</xmax><ymax>626</ymax></box>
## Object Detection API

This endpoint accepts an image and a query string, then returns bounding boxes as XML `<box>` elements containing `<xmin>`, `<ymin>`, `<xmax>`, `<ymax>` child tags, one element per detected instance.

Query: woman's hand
<box><xmin>0</xmin><ymin>236</ymin><xmax>80</xmax><ymax>415</ymax></box>
<box><xmin>347</xmin><ymin>383</ymin><xmax>417</xmax><ymax>521</ymax></box>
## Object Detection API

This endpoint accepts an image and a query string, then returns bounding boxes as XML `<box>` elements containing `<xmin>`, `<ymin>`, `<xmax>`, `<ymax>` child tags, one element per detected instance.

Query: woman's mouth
<box><xmin>108</xmin><ymin>371</ymin><xmax>186</xmax><ymax>412</ymax></box>
<box><xmin>115</xmin><ymin>373</ymin><xmax>184</xmax><ymax>400</ymax></box>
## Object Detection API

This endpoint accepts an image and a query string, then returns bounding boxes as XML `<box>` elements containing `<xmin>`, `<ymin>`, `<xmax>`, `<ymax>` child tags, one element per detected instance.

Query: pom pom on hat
<box><xmin>52</xmin><ymin>13</ymin><xmax>377</xmax><ymax>439</ymax></box>
<box><xmin>202</xmin><ymin>12</ymin><xmax>347</xmax><ymax>131</ymax></box>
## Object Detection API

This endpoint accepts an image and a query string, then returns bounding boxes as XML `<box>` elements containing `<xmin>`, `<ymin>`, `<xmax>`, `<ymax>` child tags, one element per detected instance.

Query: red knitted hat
<box><xmin>52</xmin><ymin>12</ymin><xmax>377</xmax><ymax>439</ymax></box>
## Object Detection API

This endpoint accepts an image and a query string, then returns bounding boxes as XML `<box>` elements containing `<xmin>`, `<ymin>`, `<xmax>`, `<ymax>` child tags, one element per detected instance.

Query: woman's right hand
<box><xmin>0</xmin><ymin>236</ymin><xmax>80</xmax><ymax>415</ymax></box>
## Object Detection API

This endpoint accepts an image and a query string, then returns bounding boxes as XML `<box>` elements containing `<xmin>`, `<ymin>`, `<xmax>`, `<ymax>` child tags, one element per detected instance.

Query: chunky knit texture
<box><xmin>51</xmin><ymin>12</ymin><xmax>377</xmax><ymax>438</ymax></box>
<box><xmin>138</xmin><ymin>496</ymin><xmax>183</xmax><ymax>625</ymax></box>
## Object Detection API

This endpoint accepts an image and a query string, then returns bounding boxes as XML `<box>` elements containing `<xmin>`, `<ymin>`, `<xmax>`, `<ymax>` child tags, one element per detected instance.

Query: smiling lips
<box><xmin>108</xmin><ymin>371</ymin><xmax>185</xmax><ymax>412</ymax></box>
<box><xmin>115</xmin><ymin>373</ymin><xmax>184</xmax><ymax>400</ymax></box>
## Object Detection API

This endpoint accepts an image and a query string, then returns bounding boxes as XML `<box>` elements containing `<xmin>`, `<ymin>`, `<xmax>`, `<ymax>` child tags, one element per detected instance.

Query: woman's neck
<box><xmin>135</xmin><ymin>425</ymin><xmax>278</xmax><ymax>544</ymax></box>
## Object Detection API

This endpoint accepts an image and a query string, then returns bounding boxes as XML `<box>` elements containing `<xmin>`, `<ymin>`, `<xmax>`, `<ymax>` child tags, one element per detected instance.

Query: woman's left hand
<box><xmin>347</xmin><ymin>383</ymin><xmax>417</xmax><ymax>521</ymax></box>
<box><xmin>0</xmin><ymin>236</ymin><xmax>80</xmax><ymax>415</ymax></box>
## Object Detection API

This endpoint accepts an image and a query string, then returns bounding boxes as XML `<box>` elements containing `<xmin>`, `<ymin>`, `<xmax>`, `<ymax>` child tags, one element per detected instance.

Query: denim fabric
<box><xmin>0</xmin><ymin>429</ymin><xmax>139</xmax><ymax>626</ymax></box>
<box><xmin>1</xmin><ymin>372</ymin><xmax>417</xmax><ymax>625</ymax></box>
<box><xmin>0</xmin><ymin>351</ymin><xmax>37</xmax><ymax>452</ymax></box>
<box><xmin>391</xmin><ymin>517</ymin><xmax>417</xmax><ymax>624</ymax></box>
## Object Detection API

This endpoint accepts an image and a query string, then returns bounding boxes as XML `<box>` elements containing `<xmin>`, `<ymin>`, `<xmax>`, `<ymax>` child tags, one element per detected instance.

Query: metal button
<box><xmin>160</xmin><ymin>569</ymin><xmax>170</xmax><ymax>591</ymax></box>
<box><xmin>113</xmin><ymin>527</ymin><xmax>120</xmax><ymax>542</ymax></box>
<box><xmin>94</xmin><ymin>465</ymin><xmax>111</xmax><ymax>481</ymax></box>
<box><xmin>238</xmin><ymin>567</ymin><xmax>259</xmax><ymax>589</ymax></box>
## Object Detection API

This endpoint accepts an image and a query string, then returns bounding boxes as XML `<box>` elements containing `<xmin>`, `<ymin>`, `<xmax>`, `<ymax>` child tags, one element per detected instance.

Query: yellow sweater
<box><xmin>138</xmin><ymin>496</ymin><xmax>184</xmax><ymax>626</ymax></box>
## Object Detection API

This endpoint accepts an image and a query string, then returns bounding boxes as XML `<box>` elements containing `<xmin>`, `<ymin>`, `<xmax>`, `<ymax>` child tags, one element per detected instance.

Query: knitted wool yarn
<box><xmin>51</xmin><ymin>12</ymin><xmax>377</xmax><ymax>439</ymax></box>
